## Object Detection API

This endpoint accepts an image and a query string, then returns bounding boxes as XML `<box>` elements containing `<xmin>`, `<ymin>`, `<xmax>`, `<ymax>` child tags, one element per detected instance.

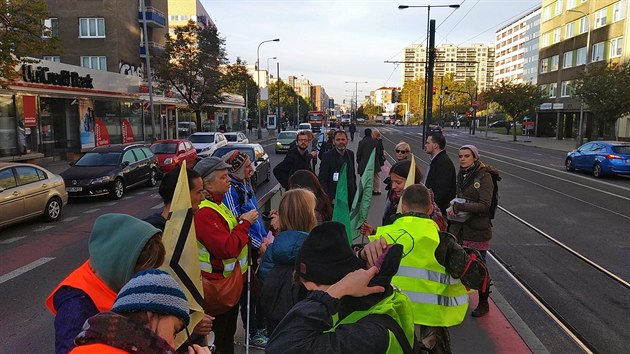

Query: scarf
<box><xmin>74</xmin><ymin>312</ymin><xmax>177</xmax><ymax>354</ymax></box>
<box><xmin>457</xmin><ymin>161</ymin><xmax>482</xmax><ymax>197</ymax></box>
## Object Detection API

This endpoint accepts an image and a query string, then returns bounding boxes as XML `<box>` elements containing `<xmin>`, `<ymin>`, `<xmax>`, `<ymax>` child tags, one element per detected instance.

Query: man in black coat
<box><xmin>318</xmin><ymin>130</ymin><xmax>357</xmax><ymax>207</ymax></box>
<box><xmin>274</xmin><ymin>131</ymin><xmax>316</xmax><ymax>189</ymax></box>
<box><xmin>348</xmin><ymin>122</ymin><xmax>357</xmax><ymax>141</ymax></box>
<box><xmin>423</xmin><ymin>133</ymin><xmax>456</xmax><ymax>215</ymax></box>
<box><xmin>356</xmin><ymin>128</ymin><xmax>381</xmax><ymax>181</ymax></box>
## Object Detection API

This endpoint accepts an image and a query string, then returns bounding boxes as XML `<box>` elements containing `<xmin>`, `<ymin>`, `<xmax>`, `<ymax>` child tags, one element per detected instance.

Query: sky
<box><xmin>203</xmin><ymin>0</ymin><xmax>541</xmax><ymax>102</ymax></box>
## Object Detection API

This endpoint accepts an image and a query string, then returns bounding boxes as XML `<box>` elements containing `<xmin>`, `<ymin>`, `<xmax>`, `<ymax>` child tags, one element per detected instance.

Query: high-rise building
<box><xmin>495</xmin><ymin>7</ymin><xmax>542</xmax><ymax>84</ymax></box>
<box><xmin>537</xmin><ymin>0</ymin><xmax>629</xmax><ymax>139</ymax></box>
<box><xmin>167</xmin><ymin>0</ymin><xmax>213</xmax><ymax>30</ymax></box>
<box><xmin>311</xmin><ymin>85</ymin><xmax>329</xmax><ymax>112</ymax></box>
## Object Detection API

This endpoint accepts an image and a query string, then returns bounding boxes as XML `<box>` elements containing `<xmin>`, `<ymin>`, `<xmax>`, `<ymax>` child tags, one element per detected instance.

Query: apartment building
<box><xmin>311</xmin><ymin>85</ymin><xmax>329</xmax><ymax>112</ymax></box>
<box><xmin>537</xmin><ymin>0</ymin><xmax>629</xmax><ymax>139</ymax></box>
<box><xmin>495</xmin><ymin>7</ymin><xmax>542</xmax><ymax>84</ymax></box>
<box><xmin>402</xmin><ymin>44</ymin><xmax>495</xmax><ymax>90</ymax></box>
<box><xmin>288</xmin><ymin>75</ymin><xmax>312</xmax><ymax>101</ymax></box>
<box><xmin>167</xmin><ymin>0</ymin><xmax>213</xmax><ymax>30</ymax></box>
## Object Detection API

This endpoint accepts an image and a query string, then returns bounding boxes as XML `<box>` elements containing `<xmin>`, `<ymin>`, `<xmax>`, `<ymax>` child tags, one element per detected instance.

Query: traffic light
<box><xmin>444</xmin><ymin>86</ymin><xmax>450</xmax><ymax>95</ymax></box>
<box><xmin>465</xmin><ymin>111</ymin><xmax>472</xmax><ymax>118</ymax></box>
<box><xmin>432</xmin><ymin>86</ymin><xmax>437</xmax><ymax>94</ymax></box>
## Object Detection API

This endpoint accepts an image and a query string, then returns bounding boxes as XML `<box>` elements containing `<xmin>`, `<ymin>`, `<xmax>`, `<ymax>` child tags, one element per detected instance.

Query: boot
<box><xmin>471</xmin><ymin>289</ymin><xmax>490</xmax><ymax>317</ymax></box>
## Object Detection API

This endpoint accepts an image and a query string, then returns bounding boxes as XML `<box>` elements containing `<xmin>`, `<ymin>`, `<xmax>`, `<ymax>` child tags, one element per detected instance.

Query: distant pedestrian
<box><xmin>318</xmin><ymin>129</ymin><xmax>336</xmax><ymax>160</ymax></box>
<box><xmin>394</xmin><ymin>141</ymin><xmax>411</xmax><ymax>162</ymax></box>
<box><xmin>456</xmin><ymin>120</ymin><xmax>461</xmax><ymax>129</ymax></box>
<box><xmin>318</xmin><ymin>130</ymin><xmax>357</xmax><ymax>208</ymax></box>
<box><xmin>423</xmin><ymin>133</ymin><xmax>456</xmax><ymax>215</ymax></box>
<box><xmin>356</xmin><ymin>128</ymin><xmax>381</xmax><ymax>194</ymax></box>
<box><xmin>349</xmin><ymin>122</ymin><xmax>357</xmax><ymax>141</ymax></box>
<box><xmin>248</xmin><ymin>120</ymin><xmax>253</xmax><ymax>134</ymax></box>
<box><xmin>371</xmin><ymin>129</ymin><xmax>386</xmax><ymax>195</ymax></box>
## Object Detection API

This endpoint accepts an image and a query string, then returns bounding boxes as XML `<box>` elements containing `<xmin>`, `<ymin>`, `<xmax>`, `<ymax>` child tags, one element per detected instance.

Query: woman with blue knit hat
<box><xmin>70</xmin><ymin>269</ymin><xmax>210</xmax><ymax>354</ymax></box>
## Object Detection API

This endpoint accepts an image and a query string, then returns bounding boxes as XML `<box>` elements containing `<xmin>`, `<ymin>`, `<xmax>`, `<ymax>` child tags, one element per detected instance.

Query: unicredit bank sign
<box><xmin>21</xmin><ymin>64</ymin><xmax>94</xmax><ymax>89</ymax></box>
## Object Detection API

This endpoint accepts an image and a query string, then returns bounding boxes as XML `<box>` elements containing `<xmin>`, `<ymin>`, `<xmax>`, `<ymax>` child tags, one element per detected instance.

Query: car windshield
<box><xmin>612</xmin><ymin>145</ymin><xmax>630</xmax><ymax>154</ymax></box>
<box><xmin>189</xmin><ymin>134</ymin><xmax>214</xmax><ymax>143</ymax></box>
<box><xmin>299</xmin><ymin>124</ymin><xmax>310</xmax><ymax>129</ymax></box>
<box><xmin>214</xmin><ymin>146</ymin><xmax>255</xmax><ymax>162</ymax></box>
<box><xmin>76</xmin><ymin>152</ymin><xmax>121</xmax><ymax>166</ymax></box>
<box><xmin>224</xmin><ymin>134</ymin><xmax>238</xmax><ymax>142</ymax></box>
<box><xmin>278</xmin><ymin>132</ymin><xmax>297</xmax><ymax>140</ymax></box>
<box><xmin>150</xmin><ymin>143</ymin><xmax>177</xmax><ymax>154</ymax></box>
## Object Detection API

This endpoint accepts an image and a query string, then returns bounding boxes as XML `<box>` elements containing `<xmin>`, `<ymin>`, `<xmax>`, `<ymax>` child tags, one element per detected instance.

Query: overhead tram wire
<box><xmin>439</xmin><ymin>0</ymin><xmax>480</xmax><ymax>41</ymax></box>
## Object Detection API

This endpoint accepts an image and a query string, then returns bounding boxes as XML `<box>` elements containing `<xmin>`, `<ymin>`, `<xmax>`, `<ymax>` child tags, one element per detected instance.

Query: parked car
<box><xmin>0</xmin><ymin>162</ymin><xmax>68</xmax><ymax>228</ymax></box>
<box><xmin>565</xmin><ymin>141</ymin><xmax>630</xmax><ymax>178</ymax></box>
<box><xmin>357</xmin><ymin>117</ymin><xmax>366</xmax><ymax>123</ymax></box>
<box><xmin>177</xmin><ymin>121</ymin><xmax>197</xmax><ymax>136</ymax></box>
<box><xmin>212</xmin><ymin>143</ymin><xmax>271</xmax><ymax>188</ymax></box>
<box><xmin>275</xmin><ymin>131</ymin><xmax>297</xmax><ymax>154</ymax></box>
<box><xmin>298</xmin><ymin>123</ymin><xmax>312</xmax><ymax>132</ymax></box>
<box><xmin>223</xmin><ymin>132</ymin><xmax>249</xmax><ymax>144</ymax></box>
<box><xmin>60</xmin><ymin>144</ymin><xmax>158</xmax><ymax>199</ymax></box>
<box><xmin>150</xmin><ymin>139</ymin><xmax>197</xmax><ymax>174</ymax></box>
<box><xmin>188</xmin><ymin>132</ymin><xmax>227</xmax><ymax>159</ymax></box>
<box><xmin>489</xmin><ymin>120</ymin><xmax>510</xmax><ymax>128</ymax></box>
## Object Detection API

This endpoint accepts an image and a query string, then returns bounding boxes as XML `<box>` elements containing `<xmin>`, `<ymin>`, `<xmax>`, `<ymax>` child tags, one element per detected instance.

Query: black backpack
<box><xmin>260</xmin><ymin>264</ymin><xmax>307</xmax><ymax>334</ymax></box>
<box><xmin>488</xmin><ymin>170</ymin><xmax>501</xmax><ymax>220</ymax></box>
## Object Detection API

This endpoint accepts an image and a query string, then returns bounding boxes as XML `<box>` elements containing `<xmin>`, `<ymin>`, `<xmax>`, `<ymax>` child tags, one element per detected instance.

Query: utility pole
<box><xmin>277</xmin><ymin>62</ymin><xmax>281</xmax><ymax>133</ymax></box>
<box><xmin>438</xmin><ymin>75</ymin><xmax>444</xmax><ymax>127</ymax></box>
<box><xmin>424</xmin><ymin>19</ymin><xmax>436</xmax><ymax>141</ymax></box>
<box><xmin>140</xmin><ymin>0</ymin><xmax>156</xmax><ymax>141</ymax></box>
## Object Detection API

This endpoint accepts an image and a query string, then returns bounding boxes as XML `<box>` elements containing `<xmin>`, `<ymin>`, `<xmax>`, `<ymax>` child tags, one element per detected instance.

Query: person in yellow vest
<box><xmin>267</xmin><ymin>221</ymin><xmax>415</xmax><ymax>354</ymax></box>
<box><xmin>193</xmin><ymin>156</ymin><xmax>258</xmax><ymax>354</ymax></box>
<box><xmin>360</xmin><ymin>184</ymin><xmax>490</xmax><ymax>354</ymax></box>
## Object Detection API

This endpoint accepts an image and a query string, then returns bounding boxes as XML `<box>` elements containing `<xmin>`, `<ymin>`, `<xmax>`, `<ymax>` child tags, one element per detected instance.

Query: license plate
<box><xmin>66</xmin><ymin>187</ymin><xmax>82</xmax><ymax>192</ymax></box>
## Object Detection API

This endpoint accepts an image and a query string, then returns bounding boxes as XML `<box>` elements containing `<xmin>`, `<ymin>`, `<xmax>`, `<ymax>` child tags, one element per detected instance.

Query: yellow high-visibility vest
<box><xmin>369</xmin><ymin>215</ymin><xmax>470</xmax><ymax>327</ymax></box>
<box><xmin>198</xmin><ymin>199</ymin><xmax>248</xmax><ymax>278</ymax></box>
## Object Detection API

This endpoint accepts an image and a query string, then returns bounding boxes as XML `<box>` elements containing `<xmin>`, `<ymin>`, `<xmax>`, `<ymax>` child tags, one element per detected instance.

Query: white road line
<box><xmin>83</xmin><ymin>209</ymin><xmax>100</xmax><ymax>214</ymax></box>
<box><xmin>0</xmin><ymin>257</ymin><xmax>55</xmax><ymax>285</ymax></box>
<box><xmin>136</xmin><ymin>191</ymin><xmax>147</xmax><ymax>195</ymax></box>
<box><xmin>62</xmin><ymin>216</ymin><xmax>80</xmax><ymax>222</ymax></box>
<box><xmin>102</xmin><ymin>202</ymin><xmax>118</xmax><ymax>206</ymax></box>
<box><xmin>0</xmin><ymin>236</ymin><xmax>26</xmax><ymax>245</ymax></box>
<box><xmin>122</xmin><ymin>196</ymin><xmax>133</xmax><ymax>200</ymax></box>
<box><xmin>33</xmin><ymin>225</ymin><xmax>55</xmax><ymax>232</ymax></box>
<box><xmin>151</xmin><ymin>203</ymin><xmax>164</xmax><ymax>210</ymax></box>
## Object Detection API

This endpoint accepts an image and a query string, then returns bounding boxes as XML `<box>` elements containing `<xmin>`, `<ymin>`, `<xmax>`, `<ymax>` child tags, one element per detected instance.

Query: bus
<box><xmin>307</xmin><ymin>111</ymin><xmax>326</xmax><ymax>132</ymax></box>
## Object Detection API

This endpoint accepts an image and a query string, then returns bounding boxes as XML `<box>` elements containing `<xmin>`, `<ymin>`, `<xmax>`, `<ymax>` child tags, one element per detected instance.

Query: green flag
<box><xmin>332</xmin><ymin>163</ymin><xmax>353</xmax><ymax>244</ymax></box>
<box><xmin>350</xmin><ymin>148</ymin><xmax>375</xmax><ymax>239</ymax></box>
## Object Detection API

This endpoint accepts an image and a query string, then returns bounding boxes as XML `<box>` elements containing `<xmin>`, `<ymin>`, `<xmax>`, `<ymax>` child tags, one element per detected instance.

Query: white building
<box><xmin>495</xmin><ymin>7</ymin><xmax>542</xmax><ymax>83</ymax></box>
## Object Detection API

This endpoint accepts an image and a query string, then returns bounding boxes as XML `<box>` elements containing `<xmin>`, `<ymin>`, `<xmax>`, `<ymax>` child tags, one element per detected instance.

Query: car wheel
<box><xmin>146</xmin><ymin>168</ymin><xmax>157</xmax><ymax>187</ymax></box>
<box><xmin>593</xmin><ymin>163</ymin><xmax>603</xmax><ymax>178</ymax></box>
<box><xmin>565</xmin><ymin>158</ymin><xmax>575</xmax><ymax>171</ymax></box>
<box><xmin>43</xmin><ymin>197</ymin><xmax>62</xmax><ymax>222</ymax></box>
<box><xmin>110</xmin><ymin>179</ymin><xmax>125</xmax><ymax>199</ymax></box>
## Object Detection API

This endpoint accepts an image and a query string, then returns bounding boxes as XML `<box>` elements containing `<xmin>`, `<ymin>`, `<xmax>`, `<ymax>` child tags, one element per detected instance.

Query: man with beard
<box><xmin>318</xmin><ymin>130</ymin><xmax>356</xmax><ymax>209</ymax></box>
<box><xmin>274</xmin><ymin>131</ymin><xmax>317</xmax><ymax>189</ymax></box>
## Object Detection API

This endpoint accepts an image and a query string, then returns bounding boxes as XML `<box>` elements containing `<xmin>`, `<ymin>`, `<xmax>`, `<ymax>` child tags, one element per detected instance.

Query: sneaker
<box><xmin>249</xmin><ymin>330</ymin><xmax>268</xmax><ymax>349</ymax></box>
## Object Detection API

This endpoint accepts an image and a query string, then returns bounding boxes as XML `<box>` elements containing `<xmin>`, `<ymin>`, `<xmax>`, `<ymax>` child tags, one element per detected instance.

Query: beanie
<box><xmin>222</xmin><ymin>150</ymin><xmax>250</xmax><ymax>181</ymax></box>
<box><xmin>460</xmin><ymin>144</ymin><xmax>480</xmax><ymax>160</ymax></box>
<box><xmin>112</xmin><ymin>269</ymin><xmax>190</xmax><ymax>326</ymax></box>
<box><xmin>295</xmin><ymin>221</ymin><xmax>363</xmax><ymax>285</ymax></box>
<box><xmin>89</xmin><ymin>214</ymin><xmax>161</xmax><ymax>292</ymax></box>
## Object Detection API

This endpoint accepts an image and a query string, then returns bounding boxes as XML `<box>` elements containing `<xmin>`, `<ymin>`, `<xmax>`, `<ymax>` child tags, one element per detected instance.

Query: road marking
<box><xmin>62</xmin><ymin>216</ymin><xmax>80</xmax><ymax>222</ymax></box>
<box><xmin>0</xmin><ymin>257</ymin><xmax>55</xmax><ymax>285</ymax></box>
<box><xmin>102</xmin><ymin>202</ymin><xmax>118</xmax><ymax>206</ymax></box>
<box><xmin>151</xmin><ymin>203</ymin><xmax>164</xmax><ymax>210</ymax></box>
<box><xmin>150</xmin><ymin>193</ymin><xmax>160</xmax><ymax>198</ymax></box>
<box><xmin>83</xmin><ymin>209</ymin><xmax>100</xmax><ymax>214</ymax></box>
<box><xmin>122</xmin><ymin>196</ymin><xmax>133</xmax><ymax>200</ymax></box>
<box><xmin>0</xmin><ymin>236</ymin><xmax>26</xmax><ymax>245</ymax></box>
<box><xmin>33</xmin><ymin>225</ymin><xmax>55</xmax><ymax>232</ymax></box>
<box><xmin>136</xmin><ymin>191</ymin><xmax>147</xmax><ymax>195</ymax></box>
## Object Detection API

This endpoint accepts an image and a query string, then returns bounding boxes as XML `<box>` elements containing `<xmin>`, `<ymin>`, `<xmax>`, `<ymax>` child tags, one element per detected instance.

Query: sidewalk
<box><xmin>469</xmin><ymin>128</ymin><xmax>578</xmax><ymax>153</ymax></box>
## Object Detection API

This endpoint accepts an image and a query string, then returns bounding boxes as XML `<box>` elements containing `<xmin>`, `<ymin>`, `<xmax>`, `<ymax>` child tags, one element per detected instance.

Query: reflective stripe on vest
<box><xmin>324</xmin><ymin>290</ymin><xmax>415</xmax><ymax>354</ymax></box>
<box><xmin>198</xmin><ymin>199</ymin><xmax>249</xmax><ymax>277</ymax></box>
<box><xmin>370</xmin><ymin>215</ymin><xmax>470</xmax><ymax>327</ymax></box>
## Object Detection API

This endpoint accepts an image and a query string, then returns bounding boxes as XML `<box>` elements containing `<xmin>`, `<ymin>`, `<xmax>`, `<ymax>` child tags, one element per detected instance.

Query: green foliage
<box><xmin>574</xmin><ymin>62</ymin><xmax>630</xmax><ymax>128</ymax></box>
<box><xmin>221</xmin><ymin>58</ymin><xmax>258</xmax><ymax>120</ymax></box>
<box><xmin>0</xmin><ymin>0</ymin><xmax>59</xmax><ymax>81</ymax></box>
<box><xmin>484</xmin><ymin>80</ymin><xmax>544</xmax><ymax>140</ymax></box>
<box><xmin>153</xmin><ymin>21</ymin><xmax>227</xmax><ymax>128</ymax></box>
<box><xmin>265</xmin><ymin>80</ymin><xmax>311</xmax><ymax>125</ymax></box>
<box><xmin>359</xmin><ymin>103</ymin><xmax>382</xmax><ymax>118</ymax></box>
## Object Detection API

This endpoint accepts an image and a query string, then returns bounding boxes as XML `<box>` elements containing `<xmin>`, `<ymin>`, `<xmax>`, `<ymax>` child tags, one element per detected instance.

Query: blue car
<box><xmin>565</xmin><ymin>141</ymin><xmax>630</xmax><ymax>178</ymax></box>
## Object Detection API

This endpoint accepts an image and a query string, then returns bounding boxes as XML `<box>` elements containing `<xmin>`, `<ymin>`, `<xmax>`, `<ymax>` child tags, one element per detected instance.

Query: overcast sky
<box><xmin>203</xmin><ymin>0</ymin><xmax>541</xmax><ymax>102</ymax></box>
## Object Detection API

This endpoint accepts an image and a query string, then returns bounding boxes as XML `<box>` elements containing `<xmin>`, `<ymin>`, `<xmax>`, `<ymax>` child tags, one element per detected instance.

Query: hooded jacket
<box><xmin>47</xmin><ymin>214</ymin><xmax>161</xmax><ymax>354</ymax></box>
<box><xmin>259</xmin><ymin>230</ymin><xmax>309</xmax><ymax>283</ymax></box>
<box><xmin>223</xmin><ymin>175</ymin><xmax>265</xmax><ymax>249</ymax></box>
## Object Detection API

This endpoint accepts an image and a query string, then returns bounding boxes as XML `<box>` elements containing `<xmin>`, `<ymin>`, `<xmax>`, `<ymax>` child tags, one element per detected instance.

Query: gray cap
<box><xmin>193</xmin><ymin>156</ymin><xmax>231</xmax><ymax>179</ymax></box>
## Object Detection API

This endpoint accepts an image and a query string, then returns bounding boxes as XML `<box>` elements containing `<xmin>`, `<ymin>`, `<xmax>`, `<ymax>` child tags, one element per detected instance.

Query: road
<box><xmin>1</xmin><ymin>128</ymin><xmax>629</xmax><ymax>353</ymax></box>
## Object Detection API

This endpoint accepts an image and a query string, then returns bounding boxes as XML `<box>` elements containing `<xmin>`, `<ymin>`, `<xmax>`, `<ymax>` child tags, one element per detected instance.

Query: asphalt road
<box><xmin>1</xmin><ymin>128</ymin><xmax>628</xmax><ymax>353</ymax></box>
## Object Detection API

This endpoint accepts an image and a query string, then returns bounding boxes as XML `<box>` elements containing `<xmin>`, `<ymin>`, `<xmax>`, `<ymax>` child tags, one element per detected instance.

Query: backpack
<box><xmin>488</xmin><ymin>169</ymin><xmax>501</xmax><ymax>220</ymax></box>
<box><xmin>260</xmin><ymin>264</ymin><xmax>307</xmax><ymax>334</ymax></box>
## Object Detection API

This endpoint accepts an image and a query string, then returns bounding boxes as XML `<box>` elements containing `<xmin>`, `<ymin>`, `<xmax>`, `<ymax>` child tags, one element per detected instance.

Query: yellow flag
<box><xmin>396</xmin><ymin>154</ymin><xmax>416</xmax><ymax>213</ymax></box>
<box><xmin>159</xmin><ymin>160</ymin><xmax>205</xmax><ymax>348</ymax></box>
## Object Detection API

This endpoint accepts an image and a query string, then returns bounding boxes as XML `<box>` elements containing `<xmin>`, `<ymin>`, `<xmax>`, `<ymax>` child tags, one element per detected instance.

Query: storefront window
<box><xmin>0</xmin><ymin>95</ymin><xmax>17</xmax><ymax>157</ymax></box>
<box><xmin>121</xmin><ymin>101</ymin><xmax>143</xmax><ymax>143</ymax></box>
<box><xmin>39</xmin><ymin>97</ymin><xmax>70</xmax><ymax>156</ymax></box>
<box><xmin>94</xmin><ymin>100</ymin><xmax>121</xmax><ymax>144</ymax></box>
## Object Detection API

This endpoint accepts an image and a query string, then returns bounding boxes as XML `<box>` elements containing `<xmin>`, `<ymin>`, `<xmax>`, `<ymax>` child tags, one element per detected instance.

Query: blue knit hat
<box><xmin>111</xmin><ymin>269</ymin><xmax>190</xmax><ymax>326</ymax></box>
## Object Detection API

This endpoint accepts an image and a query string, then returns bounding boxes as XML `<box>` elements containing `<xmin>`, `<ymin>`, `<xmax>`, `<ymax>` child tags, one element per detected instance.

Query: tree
<box><xmin>484</xmin><ymin>81</ymin><xmax>545</xmax><ymax>141</ymax></box>
<box><xmin>266</xmin><ymin>79</ymin><xmax>310</xmax><ymax>127</ymax></box>
<box><xmin>574</xmin><ymin>62</ymin><xmax>630</xmax><ymax>138</ymax></box>
<box><xmin>153</xmin><ymin>21</ymin><xmax>227</xmax><ymax>129</ymax></box>
<box><xmin>221</xmin><ymin>58</ymin><xmax>258</xmax><ymax>123</ymax></box>
<box><xmin>0</xmin><ymin>0</ymin><xmax>59</xmax><ymax>81</ymax></box>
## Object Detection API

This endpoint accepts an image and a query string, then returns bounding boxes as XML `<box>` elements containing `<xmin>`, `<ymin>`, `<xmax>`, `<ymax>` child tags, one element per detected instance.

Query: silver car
<box><xmin>0</xmin><ymin>162</ymin><xmax>68</xmax><ymax>228</ymax></box>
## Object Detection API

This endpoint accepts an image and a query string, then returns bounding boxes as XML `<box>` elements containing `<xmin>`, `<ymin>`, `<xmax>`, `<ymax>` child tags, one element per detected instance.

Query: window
<box><xmin>42</xmin><ymin>18</ymin><xmax>58</xmax><ymax>38</ymax></box>
<box><xmin>613</xmin><ymin>0</ymin><xmax>626</xmax><ymax>22</ymax></box>
<box><xmin>43</xmin><ymin>56</ymin><xmax>60</xmax><ymax>62</ymax></box>
<box><xmin>578</xmin><ymin>16</ymin><xmax>589</xmax><ymax>34</ymax></box>
<box><xmin>79</xmin><ymin>18</ymin><xmax>105</xmax><ymax>38</ymax></box>
<box><xmin>549</xmin><ymin>82</ymin><xmax>557</xmax><ymax>98</ymax></box>
<box><xmin>555</xmin><ymin>0</ymin><xmax>563</xmax><ymax>16</ymax></box>
<box><xmin>81</xmin><ymin>56</ymin><xmax>107</xmax><ymax>70</ymax></box>
<box><xmin>123</xmin><ymin>151</ymin><xmax>137</xmax><ymax>164</ymax></box>
<box><xmin>565</xmin><ymin>22</ymin><xmax>575</xmax><ymax>39</ymax></box>
<box><xmin>540</xmin><ymin>58</ymin><xmax>549</xmax><ymax>73</ymax></box>
<box><xmin>552</xmin><ymin>28</ymin><xmax>561</xmax><ymax>44</ymax></box>
<box><xmin>563</xmin><ymin>51</ymin><xmax>573</xmax><ymax>68</ymax></box>
<box><xmin>592</xmin><ymin>42</ymin><xmax>604</xmax><ymax>62</ymax></box>
<box><xmin>15</xmin><ymin>167</ymin><xmax>40</xmax><ymax>185</ymax></box>
<box><xmin>561</xmin><ymin>81</ymin><xmax>573</xmax><ymax>97</ymax></box>
<box><xmin>551</xmin><ymin>55</ymin><xmax>559</xmax><ymax>71</ymax></box>
<box><xmin>0</xmin><ymin>168</ymin><xmax>17</xmax><ymax>189</ymax></box>
<box><xmin>567</xmin><ymin>0</ymin><xmax>576</xmax><ymax>10</ymax></box>
<box><xmin>609</xmin><ymin>37</ymin><xmax>623</xmax><ymax>58</ymax></box>
<box><xmin>543</xmin><ymin>5</ymin><xmax>552</xmax><ymax>21</ymax></box>
<box><xmin>594</xmin><ymin>8</ymin><xmax>607</xmax><ymax>28</ymax></box>
<box><xmin>541</xmin><ymin>32</ymin><xmax>550</xmax><ymax>47</ymax></box>
<box><xmin>576</xmin><ymin>47</ymin><xmax>587</xmax><ymax>65</ymax></box>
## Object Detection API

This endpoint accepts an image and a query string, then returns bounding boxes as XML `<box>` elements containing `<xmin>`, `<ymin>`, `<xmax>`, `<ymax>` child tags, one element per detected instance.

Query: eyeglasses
<box><xmin>395</xmin><ymin>150</ymin><xmax>409</xmax><ymax>154</ymax></box>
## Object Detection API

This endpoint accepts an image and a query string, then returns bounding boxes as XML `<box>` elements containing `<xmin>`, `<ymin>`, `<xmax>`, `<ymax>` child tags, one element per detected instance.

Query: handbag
<box><xmin>202</xmin><ymin>263</ymin><xmax>244</xmax><ymax>316</ymax></box>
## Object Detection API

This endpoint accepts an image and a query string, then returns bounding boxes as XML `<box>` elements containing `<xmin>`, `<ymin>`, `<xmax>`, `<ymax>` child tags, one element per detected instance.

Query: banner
<box><xmin>397</xmin><ymin>154</ymin><xmax>416</xmax><ymax>213</ymax></box>
<box><xmin>79</xmin><ymin>101</ymin><xmax>95</xmax><ymax>149</ymax></box>
<box><xmin>94</xmin><ymin>118</ymin><xmax>110</xmax><ymax>146</ymax></box>
<box><xmin>22</xmin><ymin>96</ymin><xmax>37</xmax><ymax>126</ymax></box>
<box><xmin>350</xmin><ymin>148</ymin><xmax>375</xmax><ymax>238</ymax></box>
<box><xmin>121</xmin><ymin>118</ymin><xmax>135</xmax><ymax>144</ymax></box>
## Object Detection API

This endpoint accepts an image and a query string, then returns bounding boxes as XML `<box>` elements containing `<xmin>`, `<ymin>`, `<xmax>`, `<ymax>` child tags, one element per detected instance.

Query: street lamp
<box><xmin>257</xmin><ymin>38</ymin><xmax>279</xmax><ymax>139</ymax></box>
<box><xmin>567</xmin><ymin>8</ymin><xmax>591</xmax><ymax>148</ymax></box>
<box><xmin>345</xmin><ymin>81</ymin><xmax>367</xmax><ymax>122</ymax></box>
<box><xmin>266</xmin><ymin>57</ymin><xmax>277</xmax><ymax>117</ymax></box>
<box><xmin>399</xmin><ymin>4</ymin><xmax>460</xmax><ymax>141</ymax></box>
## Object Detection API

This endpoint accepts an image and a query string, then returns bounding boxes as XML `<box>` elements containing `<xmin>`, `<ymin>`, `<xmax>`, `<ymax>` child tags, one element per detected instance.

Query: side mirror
<box><xmin>0</xmin><ymin>187</ymin><xmax>4</xmax><ymax>193</ymax></box>
<box><xmin>122</xmin><ymin>161</ymin><xmax>130</xmax><ymax>167</ymax></box>
<box><xmin>69</xmin><ymin>162</ymin><xmax>75</xmax><ymax>166</ymax></box>
<box><xmin>178</xmin><ymin>149</ymin><xmax>186</xmax><ymax>154</ymax></box>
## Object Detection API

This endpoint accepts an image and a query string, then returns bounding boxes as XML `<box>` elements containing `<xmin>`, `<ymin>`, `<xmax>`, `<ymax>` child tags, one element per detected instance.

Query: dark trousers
<box><xmin>350</xmin><ymin>131</ymin><xmax>355</xmax><ymax>141</ymax></box>
<box><xmin>213</xmin><ymin>303</ymin><xmax>240</xmax><ymax>354</ymax></box>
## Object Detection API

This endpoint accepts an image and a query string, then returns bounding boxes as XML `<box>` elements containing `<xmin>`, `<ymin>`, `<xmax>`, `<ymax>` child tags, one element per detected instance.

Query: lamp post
<box><xmin>256</xmin><ymin>38</ymin><xmax>279</xmax><ymax>139</ymax></box>
<box><xmin>265</xmin><ymin>56</ymin><xmax>276</xmax><ymax>117</ymax></box>
<box><xmin>345</xmin><ymin>81</ymin><xmax>367</xmax><ymax>122</ymax></box>
<box><xmin>399</xmin><ymin>4</ymin><xmax>460</xmax><ymax>141</ymax></box>
<box><xmin>567</xmin><ymin>8</ymin><xmax>591</xmax><ymax>148</ymax></box>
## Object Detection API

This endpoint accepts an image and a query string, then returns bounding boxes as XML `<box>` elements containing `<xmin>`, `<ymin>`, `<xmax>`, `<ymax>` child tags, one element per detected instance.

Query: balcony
<box><xmin>140</xmin><ymin>41</ymin><xmax>165</xmax><ymax>57</ymax></box>
<box><xmin>138</xmin><ymin>6</ymin><xmax>166</xmax><ymax>28</ymax></box>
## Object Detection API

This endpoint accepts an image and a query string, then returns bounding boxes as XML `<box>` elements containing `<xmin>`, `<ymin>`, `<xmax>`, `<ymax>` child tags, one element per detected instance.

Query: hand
<box><xmin>310</xmin><ymin>150</ymin><xmax>318</xmax><ymax>158</ymax></box>
<box><xmin>269</xmin><ymin>210</ymin><xmax>280</xmax><ymax>231</ymax></box>
<box><xmin>361</xmin><ymin>237</ymin><xmax>388</xmax><ymax>267</ymax></box>
<box><xmin>447</xmin><ymin>206</ymin><xmax>457</xmax><ymax>217</ymax></box>
<box><xmin>192</xmin><ymin>314</ymin><xmax>214</xmax><ymax>336</ymax></box>
<box><xmin>240</xmin><ymin>209</ymin><xmax>259</xmax><ymax>224</ymax></box>
<box><xmin>325</xmin><ymin>267</ymin><xmax>385</xmax><ymax>299</ymax></box>
<box><xmin>188</xmin><ymin>344</ymin><xmax>212</xmax><ymax>354</ymax></box>
<box><xmin>359</xmin><ymin>222</ymin><xmax>375</xmax><ymax>236</ymax></box>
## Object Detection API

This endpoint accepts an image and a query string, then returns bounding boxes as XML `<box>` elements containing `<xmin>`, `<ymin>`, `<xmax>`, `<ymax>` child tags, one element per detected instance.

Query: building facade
<box><xmin>495</xmin><ymin>7</ymin><xmax>542</xmax><ymax>84</ymax></box>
